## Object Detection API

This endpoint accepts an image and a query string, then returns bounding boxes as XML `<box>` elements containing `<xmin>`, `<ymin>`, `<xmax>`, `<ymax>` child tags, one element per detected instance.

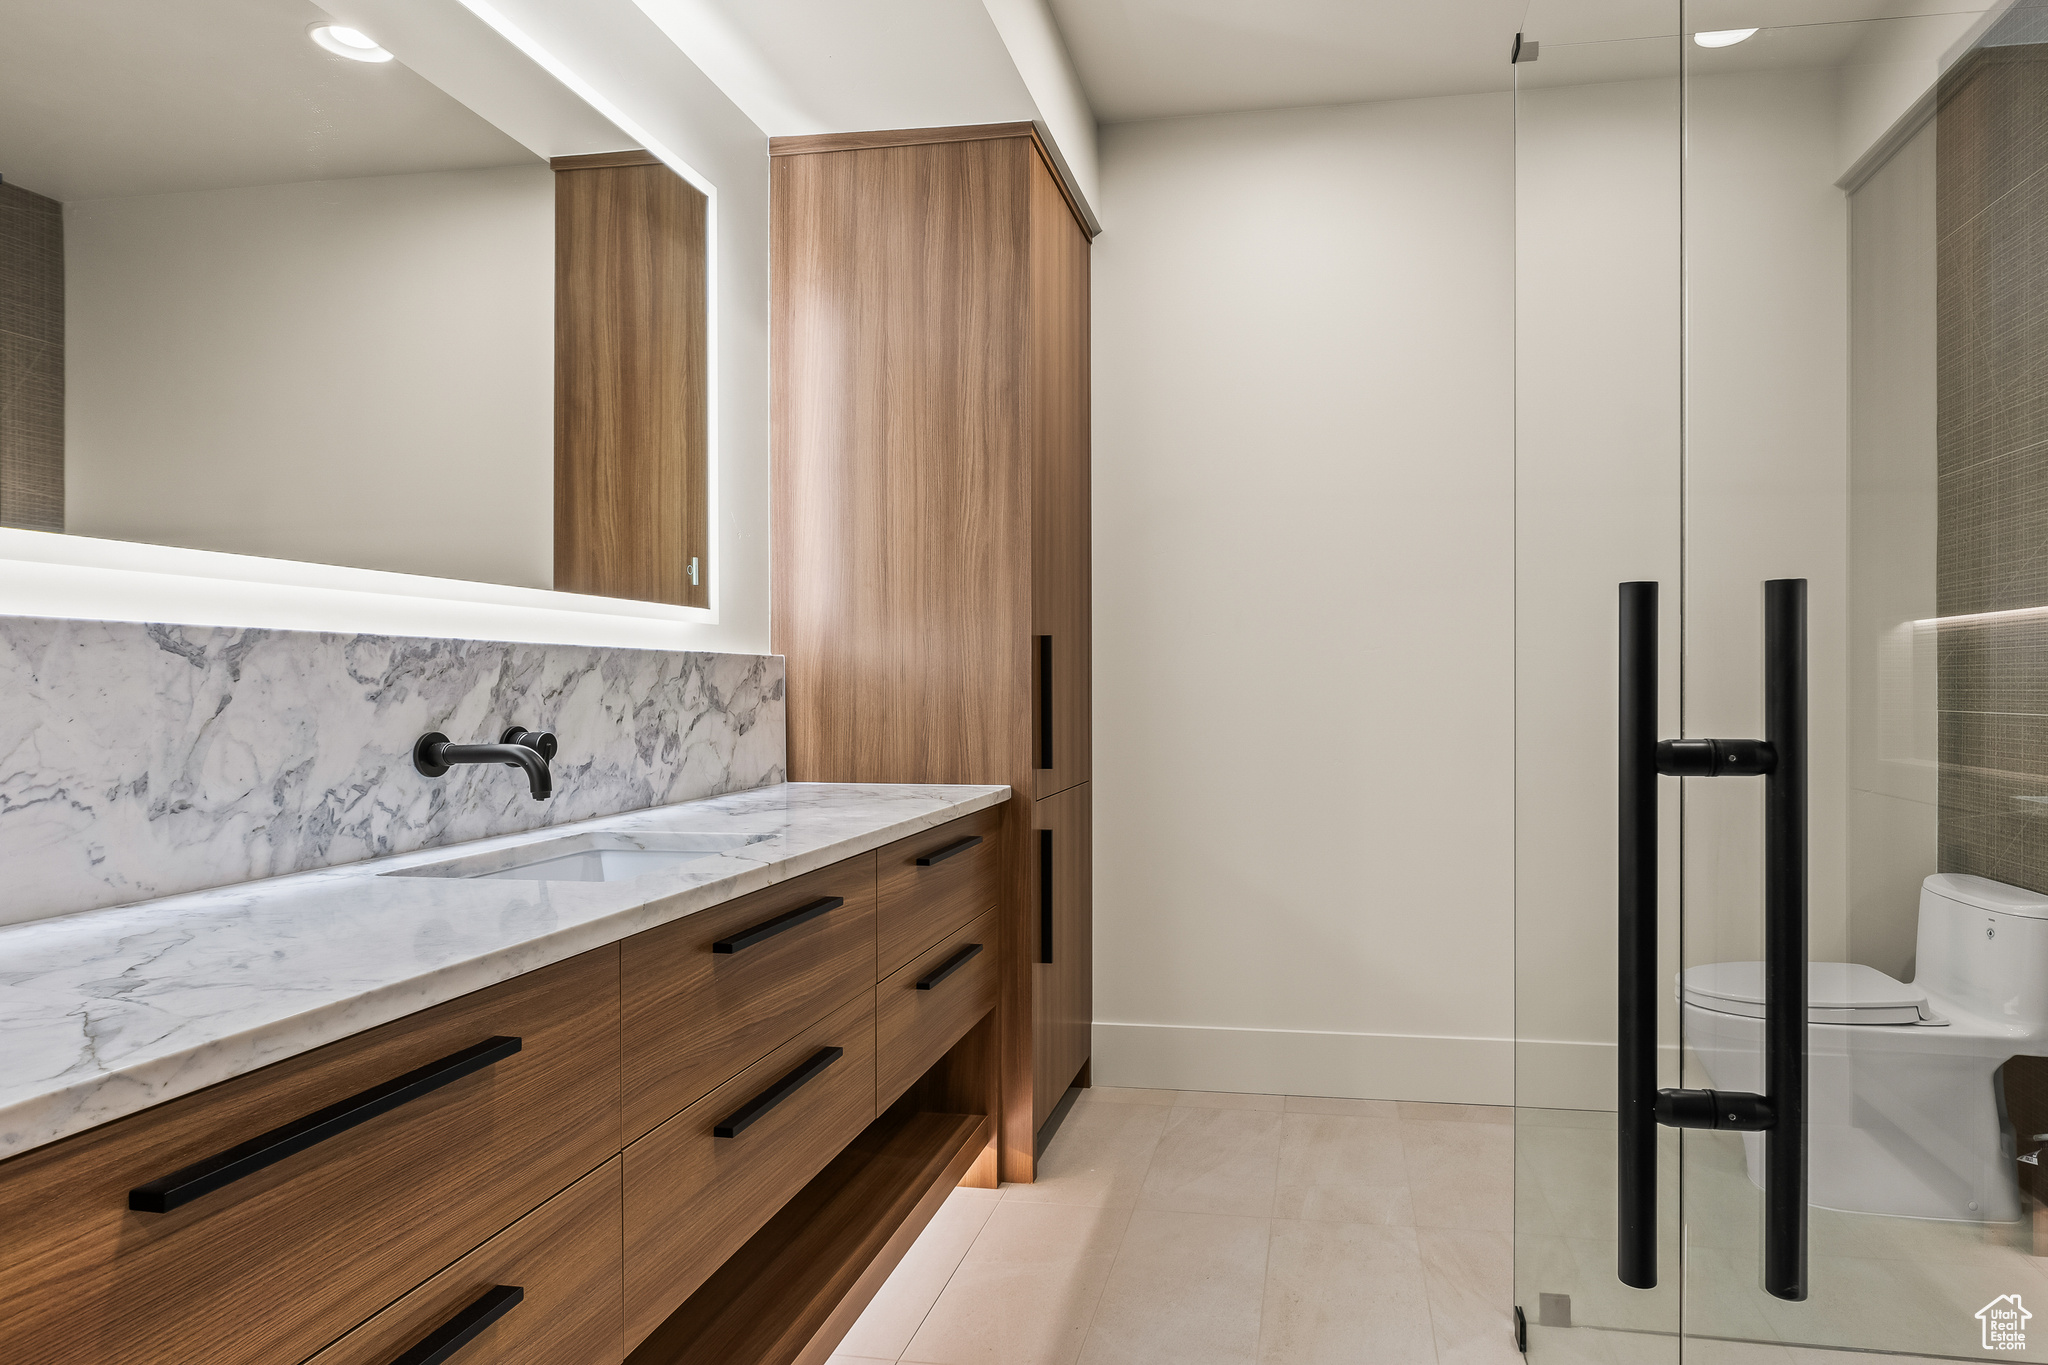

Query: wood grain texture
<box><xmin>623</xmin><ymin>990</ymin><xmax>878</xmax><ymax>1351</ymax></box>
<box><xmin>769</xmin><ymin>126</ymin><xmax>1095</xmax><ymax>240</ymax></box>
<box><xmin>552</xmin><ymin>150</ymin><xmax>664</xmax><ymax>170</ymax></box>
<box><xmin>877</xmin><ymin>908</ymin><xmax>998</xmax><ymax>1109</ymax></box>
<box><xmin>873</xmin><ymin>804</ymin><xmax>1001</xmax><ymax>977</ymax></box>
<box><xmin>624</xmin><ymin>1110</ymin><xmax>989</xmax><ymax>1365</ymax></box>
<box><xmin>1033</xmin><ymin>783</ymin><xmax>1093</xmax><ymax>1127</ymax></box>
<box><xmin>0</xmin><ymin>948</ymin><xmax>621</xmax><ymax>1365</ymax></box>
<box><xmin>1031</xmin><ymin>152</ymin><xmax>1093</xmax><ymax>801</ymax></box>
<box><xmin>771</xmin><ymin>132</ymin><xmax>1090</xmax><ymax>1183</ymax></box>
<box><xmin>555</xmin><ymin>160</ymin><xmax>709</xmax><ymax>607</ymax></box>
<box><xmin>622</xmin><ymin>856</ymin><xmax>877</xmax><ymax>1141</ymax></box>
<box><xmin>768</xmin><ymin>123</ymin><xmax>1036</xmax><ymax>156</ymax></box>
<box><xmin>305</xmin><ymin>1157</ymin><xmax>623</xmax><ymax>1365</ymax></box>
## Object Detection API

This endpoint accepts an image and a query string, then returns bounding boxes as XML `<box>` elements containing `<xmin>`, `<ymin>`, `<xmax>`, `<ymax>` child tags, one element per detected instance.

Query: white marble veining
<box><xmin>0</xmin><ymin>781</ymin><xmax>1008</xmax><ymax>1159</ymax></box>
<box><xmin>0</xmin><ymin>616</ymin><xmax>785</xmax><ymax>926</ymax></box>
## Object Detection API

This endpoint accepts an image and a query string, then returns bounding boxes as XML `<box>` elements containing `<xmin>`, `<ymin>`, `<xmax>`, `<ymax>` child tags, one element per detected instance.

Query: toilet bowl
<box><xmin>1681</xmin><ymin>873</ymin><xmax>2048</xmax><ymax>1223</ymax></box>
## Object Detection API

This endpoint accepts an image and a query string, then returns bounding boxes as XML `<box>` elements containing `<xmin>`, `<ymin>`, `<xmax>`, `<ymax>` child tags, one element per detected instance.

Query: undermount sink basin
<box><xmin>388</xmin><ymin>831</ymin><xmax>772</xmax><ymax>883</ymax></box>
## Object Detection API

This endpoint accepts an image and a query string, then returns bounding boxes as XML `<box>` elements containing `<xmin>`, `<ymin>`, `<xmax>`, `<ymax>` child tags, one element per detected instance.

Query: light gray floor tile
<box><xmin>902</xmin><ymin>1201</ymin><xmax>1132</xmax><ymax>1365</ymax></box>
<box><xmin>1272</xmin><ymin>1111</ymin><xmax>1412</xmax><ymax>1225</ymax></box>
<box><xmin>1078</xmin><ymin>1087</ymin><xmax>1179</xmax><ymax>1107</ymax></box>
<box><xmin>1137</xmin><ymin>1105</ymin><xmax>1283</xmax><ymax>1218</ymax></box>
<box><xmin>1174</xmin><ymin>1090</ymin><xmax>1287</xmax><ymax>1111</ymax></box>
<box><xmin>838</xmin><ymin>1187</ymin><xmax>1002</xmax><ymax>1360</ymax></box>
<box><xmin>1401</xmin><ymin>1118</ymin><xmax>1513</xmax><ymax>1232</ymax></box>
<box><xmin>1282</xmin><ymin>1094</ymin><xmax>1401</xmax><ymax>1118</ymax></box>
<box><xmin>1399</xmin><ymin>1102</ymin><xmax>1514</xmax><ymax>1126</ymax></box>
<box><xmin>1007</xmin><ymin>1098</ymin><xmax>1172</xmax><ymax>1209</ymax></box>
<box><xmin>1078</xmin><ymin>1210</ymin><xmax>1271</xmax><ymax>1365</ymax></box>
<box><xmin>1418</xmin><ymin>1227</ymin><xmax>1520</xmax><ymax>1364</ymax></box>
<box><xmin>1258</xmin><ymin>1220</ymin><xmax>1437</xmax><ymax>1364</ymax></box>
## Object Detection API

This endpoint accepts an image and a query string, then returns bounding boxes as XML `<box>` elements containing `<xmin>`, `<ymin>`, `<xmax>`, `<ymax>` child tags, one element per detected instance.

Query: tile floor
<box><xmin>1516</xmin><ymin>1108</ymin><xmax>2048</xmax><ymax>1362</ymax></box>
<box><xmin>828</xmin><ymin>1087</ymin><xmax>1519</xmax><ymax>1365</ymax></box>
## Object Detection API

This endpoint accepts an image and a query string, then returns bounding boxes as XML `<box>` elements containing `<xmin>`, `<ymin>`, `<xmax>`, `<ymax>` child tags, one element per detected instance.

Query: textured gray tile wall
<box><xmin>0</xmin><ymin>179</ymin><xmax>63</xmax><ymax>531</ymax></box>
<box><xmin>1936</xmin><ymin>41</ymin><xmax>2048</xmax><ymax>891</ymax></box>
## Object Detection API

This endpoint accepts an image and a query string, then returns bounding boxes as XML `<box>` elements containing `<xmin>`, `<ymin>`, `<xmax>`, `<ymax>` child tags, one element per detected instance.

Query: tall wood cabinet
<box><xmin>770</xmin><ymin>123</ymin><xmax>1093</xmax><ymax>1182</ymax></box>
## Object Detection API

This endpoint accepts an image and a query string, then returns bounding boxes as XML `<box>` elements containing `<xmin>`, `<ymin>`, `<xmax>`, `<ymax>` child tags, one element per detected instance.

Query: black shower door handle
<box><xmin>1615</xmin><ymin>578</ymin><xmax>1807</xmax><ymax>1303</ymax></box>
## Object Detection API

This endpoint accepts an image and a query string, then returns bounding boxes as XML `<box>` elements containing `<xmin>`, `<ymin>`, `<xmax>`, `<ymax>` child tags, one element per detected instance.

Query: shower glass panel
<box><xmin>1517</xmin><ymin>0</ymin><xmax>2040</xmax><ymax>1358</ymax></box>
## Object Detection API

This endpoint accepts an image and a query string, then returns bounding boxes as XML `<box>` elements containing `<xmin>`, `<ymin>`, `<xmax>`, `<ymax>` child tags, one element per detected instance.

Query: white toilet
<box><xmin>1681</xmin><ymin>873</ymin><xmax>2048</xmax><ymax>1223</ymax></box>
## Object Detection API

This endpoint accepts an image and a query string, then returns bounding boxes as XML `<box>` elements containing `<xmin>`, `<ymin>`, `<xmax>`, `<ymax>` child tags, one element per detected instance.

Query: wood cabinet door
<box><xmin>1031</xmin><ymin>147</ymin><xmax>1091</xmax><ymax>802</ymax></box>
<box><xmin>1032</xmin><ymin>782</ymin><xmax>1093</xmax><ymax>1128</ymax></box>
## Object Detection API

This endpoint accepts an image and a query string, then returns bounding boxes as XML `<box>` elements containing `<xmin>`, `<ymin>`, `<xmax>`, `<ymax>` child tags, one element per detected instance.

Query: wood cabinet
<box><xmin>622</xmin><ymin>855</ymin><xmax>878</xmax><ymax>1141</ymax></box>
<box><xmin>0</xmin><ymin>947</ymin><xmax>620</xmax><ymax>1365</ymax></box>
<box><xmin>624</xmin><ymin>990</ymin><xmax>879</xmax><ymax>1348</ymax></box>
<box><xmin>552</xmin><ymin>150</ymin><xmax>709</xmax><ymax>608</ymax></box>
<box><xmin>771</xmin><ymin>123</ymin><xmax>1095</xmax><ymax>1179</ymax></box>
<box><xmin>0</xmin><ymin>808</ymin><xmax>1000</xmax><ymax>1365</ymax></box>
<box><xmin>305</xmin><ymin>1158</ymin><xmax>624</xmax><ymax>1365</ymax></box>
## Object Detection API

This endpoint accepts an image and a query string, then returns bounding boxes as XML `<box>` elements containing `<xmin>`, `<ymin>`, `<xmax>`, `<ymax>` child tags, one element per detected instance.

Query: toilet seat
<box><xmin>1680</xmin><ymin>961</ymin><xmax>1943</xmax><ymax>1026</ymax></box>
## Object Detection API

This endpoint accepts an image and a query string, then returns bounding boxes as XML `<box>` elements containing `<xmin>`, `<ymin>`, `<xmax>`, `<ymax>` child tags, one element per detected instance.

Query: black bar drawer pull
<box><xmin>390</xmin><ymin>1284</ymin><xmax>524</xmax><ymax>1365</ymax></box>
<box><xmin>713</xmin><ymin>896</ymin><xmax>844</xmax><ymax>954</ymax></box>
<box><xmin>916</xmin><ymin>943</ymin><xmax>984</xmax><ymax>990</ymax></box>
<box><xmin>916</xmin><ymin>835</ymin><xmax>983</xmax><ymax>867</ymax></box>
<box><xmin>714</xmin><ymin>1046</ymin><xmax>844</xmax><ymax>1138</ymax></box>
<box><xmin>129</xmin><ymin>1035</ymin><xmax>522</xmax><ymax>1214</ymax></box>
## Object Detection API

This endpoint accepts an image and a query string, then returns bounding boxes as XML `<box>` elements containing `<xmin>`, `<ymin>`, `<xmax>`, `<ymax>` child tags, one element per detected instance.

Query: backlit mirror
<box><xmin>0</xmin><ymin>0</ymin><xmax>712</xmax><ymax>607</ymax></box>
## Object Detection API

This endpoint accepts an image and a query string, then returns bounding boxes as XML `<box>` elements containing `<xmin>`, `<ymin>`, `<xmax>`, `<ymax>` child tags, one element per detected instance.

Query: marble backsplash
<box><xmin>0</xmin><ymin>616</ymin><xmax>785</xmax><ymax>926</ymax></box>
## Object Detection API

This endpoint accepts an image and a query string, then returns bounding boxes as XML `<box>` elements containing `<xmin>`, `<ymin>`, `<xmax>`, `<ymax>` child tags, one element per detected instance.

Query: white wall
<box><xmin>1512</xmin><ymin>74</ymin><xmax>1683</xmax><ymax>1111</ymax></box>
<box><xmin>1091</xmin><ymin>93</ymin><xmax>1517</xmax><ymax>1104</ymax></box>
<box><xmin>65</xmin><ymin>165</ymin><xmax>555</xmax><ymax>589</ymax></box>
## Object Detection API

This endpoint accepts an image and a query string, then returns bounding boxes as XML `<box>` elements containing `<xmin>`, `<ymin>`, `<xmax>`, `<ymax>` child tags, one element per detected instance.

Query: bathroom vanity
<box><xmin>0</xmin><ymin>781</ymin><xmax>1006</xmax><ymax>1365</ymax></box>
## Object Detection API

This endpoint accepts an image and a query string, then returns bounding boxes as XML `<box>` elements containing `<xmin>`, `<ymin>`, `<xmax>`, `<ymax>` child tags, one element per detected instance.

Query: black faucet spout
<box><xmin>413</xmin><ymin>728</ymin><xmax>556</xmax><ymax>800</ymax></box>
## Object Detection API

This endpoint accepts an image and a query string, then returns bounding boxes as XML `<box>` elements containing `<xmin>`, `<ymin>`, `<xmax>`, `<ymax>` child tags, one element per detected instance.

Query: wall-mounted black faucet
<box><xmin>413</xmin><ymin>726</ymin><xmax>558</xmax><ymax>801</ymax></box>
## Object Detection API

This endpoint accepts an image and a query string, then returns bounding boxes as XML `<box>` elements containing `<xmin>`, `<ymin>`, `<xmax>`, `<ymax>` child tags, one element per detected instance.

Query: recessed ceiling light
<box><xmin>309</xmin><ymin>23</ymin><xmax>394</xmax><ymax>62</ymax></box>
<box><xmin>1693</xmin><ymin>27</ymin><xmax>1760</xmax><ymax>48</ymax></box>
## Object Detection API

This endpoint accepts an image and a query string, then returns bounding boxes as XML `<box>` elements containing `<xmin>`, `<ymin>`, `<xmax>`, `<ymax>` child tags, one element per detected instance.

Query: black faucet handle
<box><xmin>501</xmin><ymin>727</ymin><xmax>558</xmax><ymax>762</ymax></box>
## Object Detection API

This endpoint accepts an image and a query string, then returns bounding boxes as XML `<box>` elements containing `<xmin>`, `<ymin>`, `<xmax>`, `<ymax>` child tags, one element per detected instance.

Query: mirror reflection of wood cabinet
<box><xmin>770</xmin><ymin>123</ymin><xmax>1094</xmax><ymax>1181</ymax></box>
<box><xmin>552</xmin><ymin>152</ymin><xmax>710</xmax><ymax>609</ymax></box>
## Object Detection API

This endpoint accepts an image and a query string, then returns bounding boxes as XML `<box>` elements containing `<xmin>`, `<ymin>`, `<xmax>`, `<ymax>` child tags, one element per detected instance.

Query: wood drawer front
<box><xmin>624</xmin><ymin>988</ymin><xmax>877</xmax><ymax>1351</ymax></box>
<box><xmin>874</xmin><ymin>805</ymin><xmax>1002</xmax><ymax>978</ymax></box>
<box><xmin>878</xmin><ymin>907</ymin><xmax>998</xmax><ymax>1109</ymax></box>
<box><xmin>622</xmin><ymin>855</ymin><xmax>875</xmax><ymax>1140</ymax></box>
<box><xmin>0</xmin><ymin>947</ymin><xmax>621</xmax><ymax>1365</ymax></box>
<box><xmin>307</xmin><ymin>1157</ymin><xmax>623</xmax><ymax>1365</ymax></box>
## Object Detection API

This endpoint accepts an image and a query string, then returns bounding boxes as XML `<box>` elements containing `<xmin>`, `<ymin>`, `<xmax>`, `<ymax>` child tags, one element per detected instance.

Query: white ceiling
<box><xmin>0</xmin><ymin>0</ymin><xmax>539</xmax><ymax>203</ymax></box>
<box><xmin>1045</xmin><ymin>0</ymin><xmax>1530</xmax><ymax>123</ymax></box>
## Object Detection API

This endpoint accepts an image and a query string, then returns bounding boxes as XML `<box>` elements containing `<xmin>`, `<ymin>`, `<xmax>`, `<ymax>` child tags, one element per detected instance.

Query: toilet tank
<box><xmin>1914</xmin><ymin>873</ymin><xmax>2048</xmax><ymax>1033</ymax></box>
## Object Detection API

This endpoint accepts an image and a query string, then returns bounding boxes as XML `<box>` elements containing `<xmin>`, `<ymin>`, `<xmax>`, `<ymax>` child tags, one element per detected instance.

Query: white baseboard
<box><xmin>1091</xmin><ymin>1021</ymin><xmax>1512</xmax><ymax>1105</ymax></box>
<box><xmin>1091</xmin><ymin>1024</ymin><xmax>1659</xmax><ymax>1112</ymax></box>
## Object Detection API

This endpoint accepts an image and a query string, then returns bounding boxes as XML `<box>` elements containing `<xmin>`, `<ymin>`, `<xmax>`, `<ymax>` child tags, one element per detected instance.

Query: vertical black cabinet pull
<box><xmin>1039</xmin><ymin>828</ymin><xmax>1055</xmax><ymax>964</ymax></box>
<box><xmin>128</xmin><ymin>1036</ymin><xmax>523</xmax><ymax>1214</ymax></box>
<box><xmin>390</xmin><ymin>1284</ymin><xmax>524</xmax><ymax>1365</ymax></box>
<box><xmin>1038</xmin><ymin>634</ymin><xmax>1054</xmax><ymax>770</ymax></box>
<box><xmin>713</xmin><ymin>897</ymin><xmax>844</xmax><ymax>953</ymax></box>
<box><xmin>714</xmin><ymin>1047</ymin><xmax>844</xmax><ymax>1138</ymax></box>
<box><xmin>1614</xmin><ymin>579</ymin><xmax>1808</xmax><ymax>1303</ymax></box>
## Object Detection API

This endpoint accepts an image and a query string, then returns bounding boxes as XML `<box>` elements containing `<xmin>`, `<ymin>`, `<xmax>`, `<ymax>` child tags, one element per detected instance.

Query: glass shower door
<box><xmin>1518</xmin><ymin>0</ymin><xmax>2048</xmax><ymax>1359</ymax></box>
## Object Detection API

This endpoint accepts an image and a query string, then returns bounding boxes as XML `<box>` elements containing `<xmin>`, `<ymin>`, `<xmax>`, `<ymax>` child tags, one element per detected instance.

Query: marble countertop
<box><xmin>0</xmin><ymin>781</ymin><xmax>1009</xmax><ymax>1160</ymax></box>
